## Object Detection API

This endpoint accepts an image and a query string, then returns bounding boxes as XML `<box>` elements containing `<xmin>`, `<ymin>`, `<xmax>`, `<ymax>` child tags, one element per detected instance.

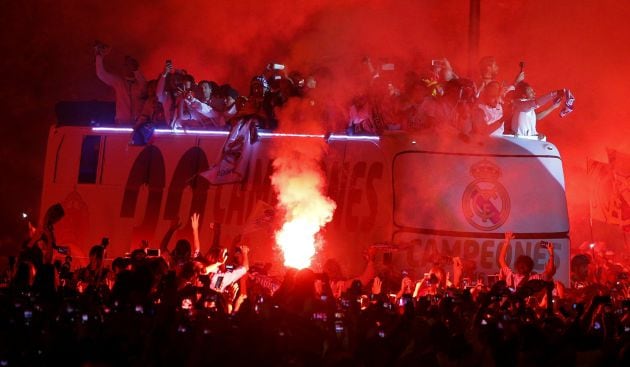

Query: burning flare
<box><xmin>272</xmin><ymin>142</ymin><xmax>336</xmax><ymax>269</ymax></box>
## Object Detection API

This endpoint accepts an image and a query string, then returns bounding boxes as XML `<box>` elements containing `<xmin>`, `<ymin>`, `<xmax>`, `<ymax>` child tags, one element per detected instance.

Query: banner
<box><xmin>606</xmin><ymin>149</ymin><xmax>630</xmax><ymax>231</ymax></box>
<box><xmin>391</xmin><ymin>231</ymin><xmax>570</xmax><ymax>285</ymax></box>
<box><xmin>199</xmin><ymin>117</ymin><xmax>259</xmax><ymax>185</ymax></box>
<box><xmin>587</xmin><ymin>159</ymin><xmax>622</xmax><ymax>225</ymax></box>
<box><xmin>242</xmin><ymin>200</ymin><xmax>275</xmax><ymax>235</ymax></box>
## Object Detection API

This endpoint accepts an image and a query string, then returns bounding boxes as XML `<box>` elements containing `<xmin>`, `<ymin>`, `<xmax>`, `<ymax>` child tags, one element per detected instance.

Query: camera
<box><xmin>538</xmin><ymin>241</ymin><xmax>552</xmax><ymax>249</ymax></box>
<box><xmin>268</xmin><ymin>63</ymin><xmax>285</xmax><ymax>71</ymax></box>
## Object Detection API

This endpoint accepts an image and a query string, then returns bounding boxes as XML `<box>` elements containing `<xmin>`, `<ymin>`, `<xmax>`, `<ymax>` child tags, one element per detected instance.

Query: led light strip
<box><xmin>91</xmin><ymin>127</ymin><xmax>379</xmax><ymax>141</ymax></box>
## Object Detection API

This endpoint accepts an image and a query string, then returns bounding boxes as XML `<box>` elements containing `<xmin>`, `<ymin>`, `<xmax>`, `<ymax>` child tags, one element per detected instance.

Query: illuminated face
<box><xmin>481</xmin><ymin>61</ymin><xmax>499</xmax><ymax>79</ymax></box>
<box><xmin>201</xmin><ymin>83</ymin><xmax>212</xmax><ymax>100</ymax></box>
<box><xmin>525</xmin><ymin>86</ymin><xmax>535</xmax><ymax>99</ymax></box>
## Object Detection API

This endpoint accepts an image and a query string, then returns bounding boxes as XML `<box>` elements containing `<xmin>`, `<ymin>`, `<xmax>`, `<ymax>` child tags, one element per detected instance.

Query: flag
<box><xmin>607</xmin><ymin>149</ymin><xmax>630</xmax><ymax>231</ymax></box>
<box><xmin>242</xmin><ymin>200</ymin><xmax>275</xmax><ymax>235</ymax></box>
<box><xmin>587</xmin><ymin>159</ymin><xmax>622</xmax><ymax>225</ymax></box>
<box><xmin>199</xmin><ymin>117</ymin><xmax>259</xmax><ymax>185</ymax></box>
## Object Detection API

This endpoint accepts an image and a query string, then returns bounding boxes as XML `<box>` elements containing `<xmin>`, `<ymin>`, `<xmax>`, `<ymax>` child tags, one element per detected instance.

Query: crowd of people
<box><xmin>92</xmin><ymin>41</ymin><xmax>574</xmax><ymax>140</ymax></box>
<box><xmin>1</xmin><ymin>203</ymin><xmax>629</xmax><ymax>366</ymax></box>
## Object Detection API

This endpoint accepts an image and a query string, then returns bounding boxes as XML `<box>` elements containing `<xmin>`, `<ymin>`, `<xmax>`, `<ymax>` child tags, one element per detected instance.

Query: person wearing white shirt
<box><xmin>205</xmin><ymin>245</ymin><xmax>249</xmax><ymax>293</ymax></box>
<box><xmin>511</xmin><ymin>82</ymin><xmax>563</xmax><ymax>138</ymax></box>
<box><xmin>472</xmin><ymin>81</ymin><xmax>504</xmax><ymax>136</ymax></box>
<box><xmin>94</xmin><ymin>44</ymin><xmax>146</xmax><ymax>125</ymax></box>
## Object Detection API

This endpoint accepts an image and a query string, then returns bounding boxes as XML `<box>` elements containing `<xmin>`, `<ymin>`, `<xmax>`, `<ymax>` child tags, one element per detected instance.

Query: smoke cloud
<box><xmin>270</xmin><ymin>98</ymin><xmax>337</xmax><ymax>269</ymax></box>
<box><xmin>1</xmin><ymin>0</ymin><xmax>629</xmax><ymax>253</ymax></box>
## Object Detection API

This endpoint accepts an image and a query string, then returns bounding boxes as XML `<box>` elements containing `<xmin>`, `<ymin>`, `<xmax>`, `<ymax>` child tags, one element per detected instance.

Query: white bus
<box><xmin>40</xmin><ymin>125</ymin><xmax>570</xmax><ymax>283</ymax></box>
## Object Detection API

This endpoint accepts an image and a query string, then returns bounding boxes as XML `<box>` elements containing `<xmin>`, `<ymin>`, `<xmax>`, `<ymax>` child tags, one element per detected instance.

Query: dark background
<box><xmin>1</xmin><ymin>0</ymin><xmax>629</xmax><ymax>255</ymax></box>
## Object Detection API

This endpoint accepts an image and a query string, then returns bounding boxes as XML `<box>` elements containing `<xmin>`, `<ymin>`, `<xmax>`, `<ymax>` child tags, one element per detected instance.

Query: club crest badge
<box><xmin>462</xmin><ymin>160</ymin><xmax>510</xmax><ymax>231</ymax></box>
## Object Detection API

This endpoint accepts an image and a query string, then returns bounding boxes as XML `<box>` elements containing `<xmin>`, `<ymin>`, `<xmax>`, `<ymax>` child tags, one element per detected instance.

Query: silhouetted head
<box><xmin>515</xmin><ymin>81</ymin><xmax>535</xmax><ymax>99</ymax></box>
<box><xmin>479</xmin><ymin>56</ymin><xmax>499</xmax><ymax>80</ymax></box>
<box><xmin>514</xmin><ymin>255</ymin><xmax>534</xmax><ymax>276</ymax></box>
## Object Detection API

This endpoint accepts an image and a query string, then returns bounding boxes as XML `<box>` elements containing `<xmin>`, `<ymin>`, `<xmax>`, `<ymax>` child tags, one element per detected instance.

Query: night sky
<box><xmin>1</xmin><ymin>0</ymin><xmax>629</xmax><ymax>254</ymax></box>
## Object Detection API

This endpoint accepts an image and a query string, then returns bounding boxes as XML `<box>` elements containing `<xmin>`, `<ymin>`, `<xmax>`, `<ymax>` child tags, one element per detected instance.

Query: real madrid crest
<box><xmin>462</xmin><ymin>160</ymin><xmax>510</xmax><ymax>231</ymax></box>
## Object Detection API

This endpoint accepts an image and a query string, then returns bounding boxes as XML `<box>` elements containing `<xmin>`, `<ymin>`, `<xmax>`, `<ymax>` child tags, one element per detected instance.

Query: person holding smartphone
<box><xmin>497</xmin><ymin>231</ymin><xmax>556</xmax><ymax>290</ymax></box>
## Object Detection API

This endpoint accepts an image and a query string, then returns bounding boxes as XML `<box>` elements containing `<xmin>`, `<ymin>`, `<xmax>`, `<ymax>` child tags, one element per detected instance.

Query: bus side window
<box><xmin>78</xmin><ymin>135</ymin><xmax>101</xmax><ymax>184</ymax></box>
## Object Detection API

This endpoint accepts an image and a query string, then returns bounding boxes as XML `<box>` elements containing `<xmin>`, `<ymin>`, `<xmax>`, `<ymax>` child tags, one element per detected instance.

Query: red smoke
<box><xmin>1</xmin><ymin>0</ymin><xmax>630</xmax><ymax>251</ymax></box>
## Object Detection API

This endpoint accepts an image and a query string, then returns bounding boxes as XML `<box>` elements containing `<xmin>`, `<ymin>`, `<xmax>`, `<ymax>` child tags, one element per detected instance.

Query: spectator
<box><xmin>21</xmin><ymin>203</ymin><xmax>64</xmax><ymax>269</ymax></box>
<box><xmin>184</xmin><ymin>81</ymin><xmax>237</xmax><ymax>128</ymax></box>
<box><xmin>571</xmin><ymin>254</ymin><xmax>594</xmax><ymax>289</ymax></box>
<box><xmin>75</xmin><ymin>244</ymin><xmax>111</xmax><ymax>293</ymax></box>
<box><xmin>156</xmin><ymin>59</ymin><xmax>176</xmax><ymax>124</ymax></box>
<box><xmin>137</xmin><ymin>79</ymin><xmax>166</xmax><ymax>126</ymax></box>
<box><xmin>205</xmin><ymin>245</ymin><xmax>250</xmax><ymax>293</ymax></box>
<box><xmin>94</xmin><ymin>42</ymin><xmax>147</xmax><ymax>124</ymax></box>
<box><xmin>476</xmin><ymin>56</ymin><xmax>525</xmax><ymax>98</ymax></box>
<box><xmin>511</xmin><ymin>82</ymin><xmax>564</xmax><ymax>139</ymax></box>
<box><xmin>497</xmin><ymin>231</ymin><xmax>556</xmax><ymax>289</ymax></box>
<box><xmin>348</xmin><ymin>95</ymin><xmax>378</xmax><ymax>134</ymax></box>
<box><xmin>417</xmin><ymin>78</ymin><xmax>473</xmax><ymax>134</ymax></box>
<box><xmin>171</xmin><ymin>74</ymin><xmax>200</xmax><ymax>129</ymax></box>
<box><xmin>472</xmin><ymin>80</ymin><xmax>505</xmax><ymax>136</ymax></box>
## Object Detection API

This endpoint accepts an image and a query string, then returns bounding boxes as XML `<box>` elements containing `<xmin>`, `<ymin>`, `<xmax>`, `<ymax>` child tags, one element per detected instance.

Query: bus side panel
<box><xmin>325</xmin><ymin>139</ymin><xmax>391</xmax><ymax>274</ymax></box>
<box><xmin>392</xmin><ymin>231</ymin><xmax>570</xmax><ymax>285</ymax></box>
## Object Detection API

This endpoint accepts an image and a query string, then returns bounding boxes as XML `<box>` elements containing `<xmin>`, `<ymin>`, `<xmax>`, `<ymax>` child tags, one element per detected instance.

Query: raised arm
<box><xmin>95</xmin><ymin>53</ymin><xmax>117</xmax><ymax>87</ymax></box>
<box><xmin>542</xmin><ymin>242</ymin><xmax>556</xmax><ymax>280</ymax></box>
<box><xmin>452</xmin><ymin>256</ymin><xmax>463</xmax><ymax>288</ymax></box>
<box><xmin>536</xmin><ymin>95</ymin><xmax>563</xmax><ymax>121</ymax></box>
<box><xmin>156</xmin><ymin>61</ymin><xmax>173</xmax><ymax>104</ymax></box>
<box><xmin>191</xmin><ymin>213</ymin><xmax>201</xmax><ymax>258</ymax></box>
<box><xmin>498</xmin><ymin>231</ymin><xmax>514</xmax><ymax>269</ymax></box>
<box><xmin>241</xmin><ymin>245</ymin><xmax>250</xmax><ymax>271</ymax></box>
